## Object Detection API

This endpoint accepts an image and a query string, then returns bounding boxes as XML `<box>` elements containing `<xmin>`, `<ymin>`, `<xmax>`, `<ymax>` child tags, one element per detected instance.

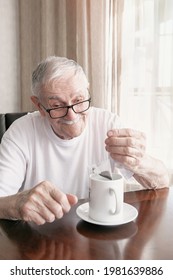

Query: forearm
<box><xmin>0</xmin><ymin>194</ymin><xmax>19</xmax><ymax>220</ymax></box>
<box><xmin>133</xmin><ymin>155</ymin><xmax>169</xmax><ymax>189</ymax></box>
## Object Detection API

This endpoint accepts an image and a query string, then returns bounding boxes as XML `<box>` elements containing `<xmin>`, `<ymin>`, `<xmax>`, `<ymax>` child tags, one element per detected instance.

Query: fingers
<box><xmin>106</xmin><ymin>146</ymin><xmax>144</xmax><ymax>158</ymax></box>
<box><xmin>105</xmin><ymin>128</ymin><xmax>146</xmax><ymax>153</ymax></box>
<box><xmin>105</xmin><ymin>128</ymin><xmax>146</xmax><ymax>170</ymax></box>
<box><xmin>17</xmin><ymin>181</ymin><xmax>78</xmax><ymax>225</ymax></box>
<box><xmin>107</xmin><ymin>128</ymin><xmax>146</xmax><ymax>139</ymax></box>
<box><xmin>66</xmin><ymin>193</ymin><xmax>78</xmax><ymax>205</ymax></box>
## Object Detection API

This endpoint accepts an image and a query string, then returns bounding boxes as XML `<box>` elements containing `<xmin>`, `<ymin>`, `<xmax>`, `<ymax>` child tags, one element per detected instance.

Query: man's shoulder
<box><xmin>10</xmin><ymin>111</ymin><xmax>41</xmax><ymax>127</ymax></box>
<box><xmin>90</xmin><ymin>106</ymin><xmax>120</xmax><ymax>122</ymax></box>
<box><xmin>2</xmin><ymin>111</ymin><xmax>42</xmax><ymax>141</ymax></box>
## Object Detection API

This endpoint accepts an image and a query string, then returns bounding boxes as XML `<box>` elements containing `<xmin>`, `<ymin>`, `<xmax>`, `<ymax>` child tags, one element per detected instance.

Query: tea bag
<box><xmin>90</xmin><ymin>159</ymin><xmax>112</xmax><ymax>176</ymax></box>
<box><xmin>90</xmin><ymin>158</ymin><xmax>133</xmax><ymax>180</ymax></box>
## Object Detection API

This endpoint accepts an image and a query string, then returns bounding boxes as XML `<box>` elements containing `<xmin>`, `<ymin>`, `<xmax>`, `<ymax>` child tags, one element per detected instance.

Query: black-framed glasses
<box><xmin>40</xmin><ymin>97</ymin><xmax>91</xmax><ymax>119</ymax></box>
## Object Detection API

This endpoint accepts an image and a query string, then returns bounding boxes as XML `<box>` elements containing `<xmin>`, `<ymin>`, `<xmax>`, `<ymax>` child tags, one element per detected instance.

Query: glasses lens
<box><xmin>49</xmin><ymin>99</ymin><xmax>91</xmax><ymax>119</ymax></box>
<box><xmin>73</xmin><ymin>100</ymin><xmax>90</xmax><ymax>113</ymax></box>
<box><xmin>50</xmin><ymin>107</ymin><xmax>67</xmax><ymax>118</ymax></box>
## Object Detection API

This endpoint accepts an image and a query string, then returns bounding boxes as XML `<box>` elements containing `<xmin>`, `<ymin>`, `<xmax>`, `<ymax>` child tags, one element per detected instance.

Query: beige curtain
<box><xmin>0</xmin><ymin>0</ymin><xmax>21</xmax><ymax>113</ymax></box>
<box><xmin>18</xmin><ymin>0</ymin><xmax>122</xmax><ymax>113</ymax></box>
<box><xmin>0</xmin><ymin>0</ymin><xmax>121</xmax><ymax>113</ymax></box>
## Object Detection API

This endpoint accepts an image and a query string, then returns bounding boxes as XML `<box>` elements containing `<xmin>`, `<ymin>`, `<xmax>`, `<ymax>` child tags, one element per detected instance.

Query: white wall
<box><xmin>0</xmin><ymin>0</ymin><xmax>21</xmax><ymax>113</ymax></box>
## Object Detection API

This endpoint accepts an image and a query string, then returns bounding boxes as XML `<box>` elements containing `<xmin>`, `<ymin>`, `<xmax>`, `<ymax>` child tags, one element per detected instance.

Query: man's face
<box><xmin>32</xmin><ymin>74</ymin><xmax>90</xmax><ymax>140</ymax></box>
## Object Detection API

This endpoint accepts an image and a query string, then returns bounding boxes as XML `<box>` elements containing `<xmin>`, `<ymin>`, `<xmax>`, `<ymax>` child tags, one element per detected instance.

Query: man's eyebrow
<box><xmin>47</xmin><ymin>94</ymin><xmax>84</xmax><ymax>101</ymax></box>
<box><xmin>48</xmin><ymin>96</ymin><xmax>63</xmax><ymax>101</ymax></box>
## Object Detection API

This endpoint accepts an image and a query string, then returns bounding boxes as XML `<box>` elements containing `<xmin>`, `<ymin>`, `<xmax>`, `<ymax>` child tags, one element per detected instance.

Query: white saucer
<box><xmin>76</xmin><ymin>202</ymin><xmax>138</xmax><ymax>226</ymax></box>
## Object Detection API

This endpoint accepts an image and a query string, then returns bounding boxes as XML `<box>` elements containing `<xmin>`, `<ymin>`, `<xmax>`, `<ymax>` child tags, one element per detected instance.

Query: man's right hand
<box><xmin>0</xmin><ymin>181</ymin><xmax>78</xmax><ymax>225</ymax></box>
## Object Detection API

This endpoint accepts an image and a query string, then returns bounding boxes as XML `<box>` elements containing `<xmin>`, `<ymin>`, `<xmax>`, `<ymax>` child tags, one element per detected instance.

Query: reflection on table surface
<box><xmin>0</xmin><ymin>188</ymin><xmax>172</xmax><ymax>260</ymax></box>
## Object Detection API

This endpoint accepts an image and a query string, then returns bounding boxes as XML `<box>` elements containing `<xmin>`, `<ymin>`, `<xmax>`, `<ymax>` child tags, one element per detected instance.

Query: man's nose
<box><xmin>65</xmin><ymin>107</ymin><xmax>77</xmax><ymax>119</ymax></box>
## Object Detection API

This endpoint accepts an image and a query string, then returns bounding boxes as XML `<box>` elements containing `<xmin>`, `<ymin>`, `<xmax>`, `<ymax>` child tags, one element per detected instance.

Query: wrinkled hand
<box><xmin>105</xmin><ymin>128</ymin><xmax>146</xmax><ymax>172</ymax></box>
<box><xmin>12</xmin><ymin>181</ymin><xmax>78</xmax><ymax>225</ymax></box>
<box><xmin>105</xmin><ymin>128</ymin><xmax>169</xmax><ymax>189</ymax></box>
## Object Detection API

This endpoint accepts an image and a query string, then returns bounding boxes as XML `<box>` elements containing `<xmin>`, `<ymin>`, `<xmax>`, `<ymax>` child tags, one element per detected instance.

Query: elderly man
<box><xmin>0</xmin><ymin>56</ymin><xmax>169</xmax><ymax>225</ymax></box>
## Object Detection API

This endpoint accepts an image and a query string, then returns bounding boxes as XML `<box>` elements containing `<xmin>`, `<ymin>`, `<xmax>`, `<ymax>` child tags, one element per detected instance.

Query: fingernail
<box><xmin>108</xmin><ymin>130</ymin><xmax>113</xmax><ymax>137</ymax></box>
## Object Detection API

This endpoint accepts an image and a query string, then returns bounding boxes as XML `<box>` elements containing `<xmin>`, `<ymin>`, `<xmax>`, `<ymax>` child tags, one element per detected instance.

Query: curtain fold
<box><xmin>0</xmin><ymin>0</ymin><xmax>21</xmax><ymax>113</ymax></box>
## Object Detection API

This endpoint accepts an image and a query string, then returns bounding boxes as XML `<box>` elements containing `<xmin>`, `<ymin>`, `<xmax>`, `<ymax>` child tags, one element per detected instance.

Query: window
<box><xmin>119</xmin><ymin>0</ymin><xmax>173</xmax><ymax>176</ymax></box>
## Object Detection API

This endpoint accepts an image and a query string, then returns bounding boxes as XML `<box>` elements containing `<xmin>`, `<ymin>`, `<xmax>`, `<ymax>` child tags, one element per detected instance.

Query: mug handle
<box><xmin>109</xmin><ymin>188</ymin><xmax>120</xmax><ymax>215</ymax></box>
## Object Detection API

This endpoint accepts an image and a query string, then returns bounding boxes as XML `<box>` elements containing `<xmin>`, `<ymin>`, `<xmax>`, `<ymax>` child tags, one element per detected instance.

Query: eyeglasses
<box><xmin>40</xmin><ymin>97</ymin><xmax>91</xmax><ymax>119</ymax></box>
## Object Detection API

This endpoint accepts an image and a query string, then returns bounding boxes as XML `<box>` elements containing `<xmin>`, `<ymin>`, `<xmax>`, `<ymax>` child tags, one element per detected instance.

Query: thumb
<box><xmin>66</xmin><ymin>193</ymin><xmax>78</xmax><ymax>206</ymax></box>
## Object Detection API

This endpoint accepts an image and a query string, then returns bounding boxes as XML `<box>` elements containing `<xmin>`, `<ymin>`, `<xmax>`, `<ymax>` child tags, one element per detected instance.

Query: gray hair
<box><xmin>31</xmin><ymin>56</ymin><xmax>89</xmax><ymax>97</ymax></box>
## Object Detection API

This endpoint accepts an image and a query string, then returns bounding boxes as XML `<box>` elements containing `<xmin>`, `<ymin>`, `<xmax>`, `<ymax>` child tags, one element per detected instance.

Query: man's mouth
<box><xmin>60</xmin><ymin>115</ymin><xmax>81</xmax><ymax>125</ymax></box>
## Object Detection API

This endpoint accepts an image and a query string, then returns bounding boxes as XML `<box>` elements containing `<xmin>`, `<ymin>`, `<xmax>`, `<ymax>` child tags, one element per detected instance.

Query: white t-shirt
<box><xmin>0</xmin><ymin>107</ymin><xmax>132</xmax><ymax>198</ymax></box>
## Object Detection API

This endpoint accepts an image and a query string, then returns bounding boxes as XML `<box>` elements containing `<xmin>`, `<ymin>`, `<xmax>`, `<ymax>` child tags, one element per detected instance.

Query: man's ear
<box><xmin>30</xmin><ymin>96</ymin><xmax>46</xmax><ymax>117</ymax></box>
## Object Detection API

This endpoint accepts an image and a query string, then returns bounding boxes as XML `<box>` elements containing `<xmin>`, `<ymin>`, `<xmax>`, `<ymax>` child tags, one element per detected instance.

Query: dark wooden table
<box><xmin>0</xmin><ymin>187</ymin><xmax>172</xmax><ymax>260</ymax></box>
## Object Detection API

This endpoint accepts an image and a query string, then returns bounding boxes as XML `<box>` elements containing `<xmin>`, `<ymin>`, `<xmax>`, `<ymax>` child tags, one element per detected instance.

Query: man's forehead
<box><xmin>44</xmin><ymin>74</ymin><xmax>87</xmax><ymax>91</ymax></box>
<box><xmin>47</xmin><ymin>91</ymin><xmax>85</xmax><ymax>100</ymax></box>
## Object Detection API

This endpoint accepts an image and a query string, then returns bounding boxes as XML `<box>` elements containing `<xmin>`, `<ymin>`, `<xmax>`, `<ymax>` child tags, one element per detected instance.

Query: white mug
<box><xmin>89</xmin><ymin>173</ymin><xmax>124</xmax><ymax>223</ymax></box>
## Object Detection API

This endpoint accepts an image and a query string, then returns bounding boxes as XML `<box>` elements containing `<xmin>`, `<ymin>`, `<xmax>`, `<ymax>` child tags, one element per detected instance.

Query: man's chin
<box><xmin>63</xmin><ymin>125</ymin><xmax>84</xmax><ymax>139</ymax></box>
<box><xmin>53</xmin><ymin>123</ymin><xmax>84</xmax><ymax>140</ymax></box>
